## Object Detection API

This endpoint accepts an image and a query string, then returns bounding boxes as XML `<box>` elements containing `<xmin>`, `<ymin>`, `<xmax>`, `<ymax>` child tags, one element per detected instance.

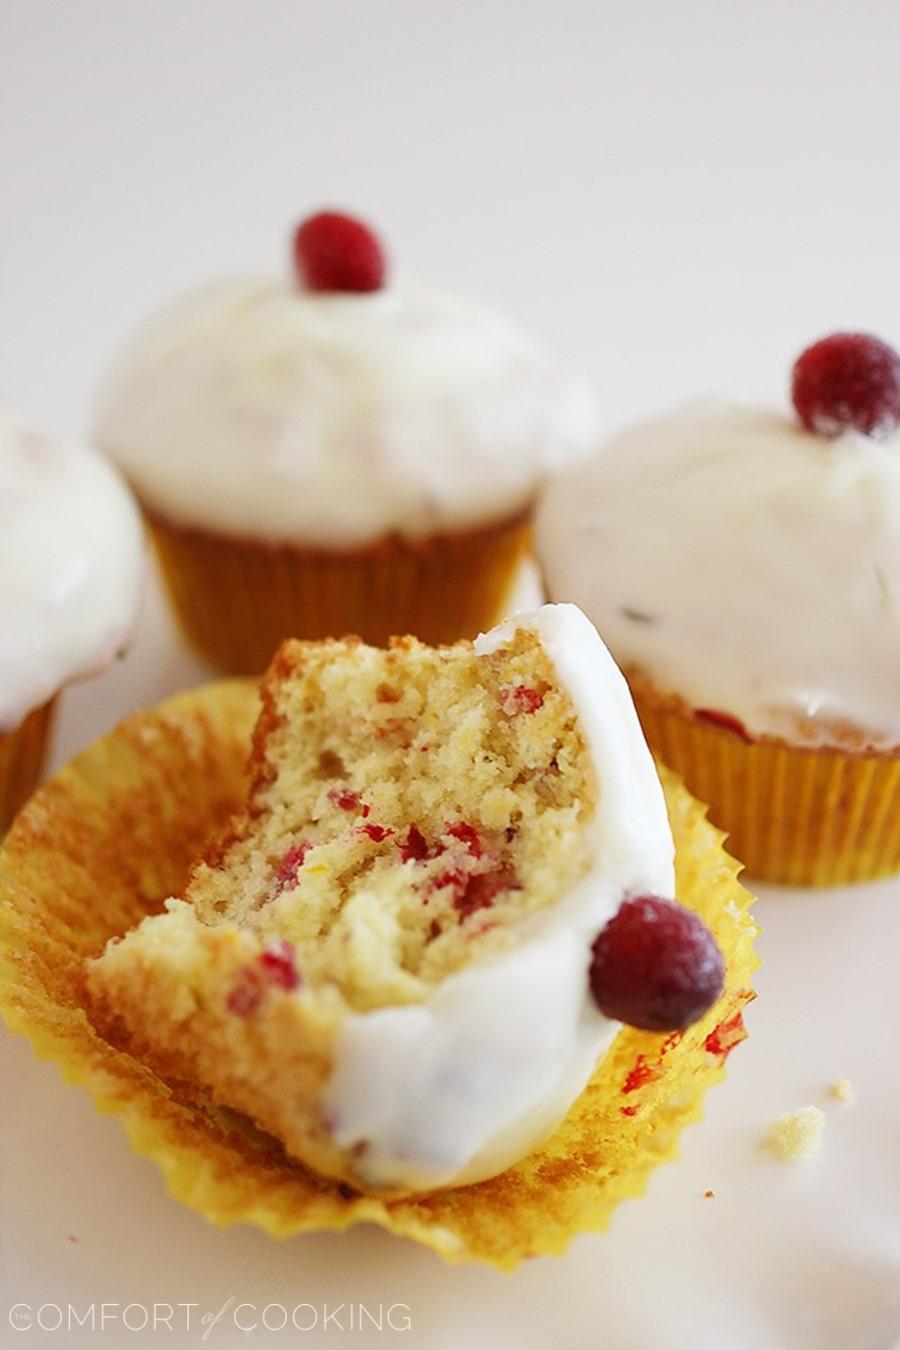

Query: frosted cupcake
<box><xmin>87</xmin><ymin>604</ymin><xmax>732</xmax><ymax>1195</ymax></box>
<box><xmin>95</xmin><ymin>210</ymin><xmax>593</xmax><ymax>672</ymax></box>
<box><xmin>0</xmin><ymin>604</ymin><xmax>755</xmax><ymax>1264</ymax></box>
<box><xmin>537</xmin><ymin>333</ymin><xmax>900</xmax><ymax>885</ymax></box>
<box><xmin>0</xmin><ymin>407</ymin><xmax>143</xmax><ymax>831</ymax></box>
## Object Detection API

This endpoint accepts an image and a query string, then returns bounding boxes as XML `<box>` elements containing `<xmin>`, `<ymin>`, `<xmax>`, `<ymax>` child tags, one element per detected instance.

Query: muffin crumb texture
<box><xmin>829</xmin><ymin>1078</ymin><xmax>855</xmax><ymax>1104</ymax></box>
<box><xmin>0</xmin><ymin>669</ymin><xmax>758</xmax><ymax>1263</ymax></box>
<box><xmin>187</xmin><ymin>624</ymin><xmax>593</xmax><ymax>1004</ymax></box>
<box><xmin>87</xmin><ymin>625</ymin><xmax>596</xmax><ymax>1186</ymax></box>
<box><xmin>767</xmin><ymin>1106</ymin><xmax>826</xmax><ymax>1160</ymax></box>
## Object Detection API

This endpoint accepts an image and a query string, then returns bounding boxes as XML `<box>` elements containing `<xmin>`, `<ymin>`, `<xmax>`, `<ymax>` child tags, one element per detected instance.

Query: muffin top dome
<box><xmin>0</xmin><ymin>407</ymin><xmax>144</xmax><ymax>731</ymax></box>
<box><xmin>94</xmin><ymin>213</ymin><xmax>594</xmax><ymax>548</ymax></box>
<box><xmin>537</xmin><ymin>399</ymin><xmax>900</xmax><ymax>751</ymax></box>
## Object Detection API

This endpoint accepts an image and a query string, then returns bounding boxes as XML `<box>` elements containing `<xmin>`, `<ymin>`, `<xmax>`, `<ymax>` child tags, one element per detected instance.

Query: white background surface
<box><xmin>1</xmin><ymin>3</ymin><xmax>899</xmax><ymax>1347</ymax></box>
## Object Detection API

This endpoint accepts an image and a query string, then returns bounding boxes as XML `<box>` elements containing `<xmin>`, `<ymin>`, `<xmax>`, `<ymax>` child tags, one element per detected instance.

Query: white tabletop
<box><xmin>0</xmin><ymin>572</ymin><xmax>898</xmax><ymax>1350</ymax></box>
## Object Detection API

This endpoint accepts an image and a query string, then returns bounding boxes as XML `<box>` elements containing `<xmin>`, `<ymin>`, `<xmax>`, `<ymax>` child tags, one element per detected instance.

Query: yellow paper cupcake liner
<box><xmin>147</xmin><ymin>510</ymin><xmax>531</xmax><ymax>674</ymax></box>
<box><xmin>0</xmin><ymin>698</ymin><xmax>56</xmax><ymax>835</ymax></box>
<box><xmin>631</xmin><ymin>680</ymin><xmax>900</xmax><ymax>886</ymax></box>
<box><xmin>0</xmin><ymin>682</ymin><xmax>757</xmax><ymax>1269</ymax></box>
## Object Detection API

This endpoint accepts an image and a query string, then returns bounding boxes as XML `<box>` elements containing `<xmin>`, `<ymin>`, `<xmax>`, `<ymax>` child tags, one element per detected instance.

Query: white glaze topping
<box><xmin>325</xmin><ymin>603</ymin><xmax>674</xmax><ymax>1191</ymax></box>
<box><xmin>94</xmin><ymin>279</ymin><xmax>595</xmax><ymax>547</ymax></box>
<box><xmin>0</xmin><ymin>408</ymin><xmax>144</xmax><ymax>732</ymax></box>
<box><xmin>537</xmin><ymin>401</ymin><xmax>900</xmax><ymax>750</ymax></box>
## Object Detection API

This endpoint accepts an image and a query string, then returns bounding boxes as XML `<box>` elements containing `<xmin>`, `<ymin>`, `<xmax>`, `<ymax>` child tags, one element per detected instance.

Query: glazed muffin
<box><xmin>0</xmin><ymin>407</ymin><xmax>143</xmax><ymax>831</ymax></box>
<box><xmin>537</xmin><ymin>333</ymin><xmax>900</xmax><ymax>885</ymax></box>
<box><xmin>87</xmin><ymin>603</ymin><xmax>730</xmax><ymax>1197</ymax></box>
<box><xmin>94</xmin><ymin>210</ymin><xmax>594</xmax><ymax>672</ymax></box>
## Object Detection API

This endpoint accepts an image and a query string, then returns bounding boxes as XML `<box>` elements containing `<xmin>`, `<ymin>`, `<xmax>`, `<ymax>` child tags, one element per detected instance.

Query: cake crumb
<box><xmin>703</xmin><ymin>1189</ymin><xmax>715</xmax><ymax>1199</ymax></box>
<box><xmin>766</xmin><ymin>1106</ymin><xmax>825</xmax><ymax>1160</ymax></box>
<box><xmin>829</xmin><ymin>1078</ymin><xmax>855</xmax><ymax>1104</ymax></box>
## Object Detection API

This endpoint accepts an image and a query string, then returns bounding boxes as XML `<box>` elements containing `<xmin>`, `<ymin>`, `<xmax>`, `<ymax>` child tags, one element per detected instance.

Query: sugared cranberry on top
<box><xmin>293</xmin><ymin>210</ymin><xmax>386</xmax><ymax>293</ymax></box>
<box><xmin>791</xmin><ymin>332</ymin><xmax>900</xmax><ymax>440</ymax></box>
<box><xmin>589</xmin><ymin>895</ymin><xmax>724</xmax><ymax>1032</ymax></box>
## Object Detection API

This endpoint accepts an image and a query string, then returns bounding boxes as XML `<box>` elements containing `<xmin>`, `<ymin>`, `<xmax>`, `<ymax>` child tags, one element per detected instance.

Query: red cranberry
<box><xmin>433</xmin><ymin>865</ymin><xmax>520</xmax><ymax>919</ymax></box>
<box><xmin>500</xmin><ymin>685</ymin><xmax>545</xmax><ymax>716</ymax></box>
<box><xmin>227</xmin><ymin>940</ymin><xmax>300</xmax><ymax>1014</ymax></box>
<box><xmin>226</xmin><ymin>968</ymin><xmax>266</xmax><ymax>1017</ymax></box>
<box><xmin>431</xmin><ymin>869</ymin><xmax>463</xmax><ymax>896</ymax></box>
<box><xmin>272</xmin><ymin>842</ymin><xmax>312</xmax><ymax>897</ymax></box>
<box><xmin>293</xmin><ymin>210</ymin><xmax>386</xmax><ymax>293</ymax></box>
<box><xmin>454</xmin><ymin>869</ymin><xmax>519</xmax><ymax>918</ymax></box>
<box><xmin>445</xmin><ymin>821</ymin><xmax>483</xmax><ymax>857</ymax></box>
<box><xmin>589</xmin><ymin>895</ymin><xmax>724</xmax><ymax>1032</ymax></box>
<box><xmin>259</xmin><ymin>938</ymin><xmax>300</xmax><ymax>991</ymax></box>
<box><xmin>357</xmin><ymin>823</ymin><xmax>393</xmax><ymax>843</ymax></box>
<box><xmin>328</xmin><ymin>787</ymin><xmax>369</xmax><ymax>816</ymax></box>
<box><xmin>400</xmin><ymin>825</ymin><xmax>432</xmax><ymax>862</ymax></box>
<box><xmin>791</xmin><ymin>332</ymin><xmax>900</xmax><ymax>440</ymax></box>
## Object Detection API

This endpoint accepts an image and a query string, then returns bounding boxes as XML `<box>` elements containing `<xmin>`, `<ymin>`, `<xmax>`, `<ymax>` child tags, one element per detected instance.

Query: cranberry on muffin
<box><xmin>537</xmin><ymin>333</ymin><xmax>900</xmax><ymax>884</ymax></box>
<box><xmin>95</xmin><ymin>211</ymin><xmax>594</xmax><ymax>671</ymax></box>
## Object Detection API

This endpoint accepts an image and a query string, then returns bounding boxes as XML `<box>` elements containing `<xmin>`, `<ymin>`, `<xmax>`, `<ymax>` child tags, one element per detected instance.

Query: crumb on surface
<box><xmin>703</xmin><ymin>1189</ymin><xmax>715</xmax><ymax>1199</ymax></box>
<box><xmin>767</xmin><ymin>1106</ymin><xmax>825</xmax><ymax>1160</ymax></box>
<box><xmin>829</xmin><ymin>1078</ymin><xmax>855</xmax><ymax>1104</ymax></box>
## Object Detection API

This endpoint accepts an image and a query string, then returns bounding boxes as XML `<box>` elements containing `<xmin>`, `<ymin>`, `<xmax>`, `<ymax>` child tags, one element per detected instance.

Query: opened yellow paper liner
<box><xmin>0</xmin><ymin>681</ymin><xmax>757</xmax><ymax>1268</ymax></box>
<box><xmin>147</xmin><ymin>511</ymin><xmax>531</xmax><ymax>673</ymax></box>
<box><xmin>0</xmin><ymin>698</ymin><xmax>56</xmax><ymax>836</ymax></box>
<box><xmin>631</xmin><ymin>676</ymin><xmax>900</xmax><ymax>886</ymax></box>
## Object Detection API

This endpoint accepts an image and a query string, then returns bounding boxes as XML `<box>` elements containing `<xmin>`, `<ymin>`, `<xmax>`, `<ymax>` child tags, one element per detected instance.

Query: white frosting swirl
<box><xmin>0</xmin><ymin>408</ymin><xmax>144</xmax><ymax>732</ymax></box>
<box><xmin>94</xmin><ymin>279</ymin><xmax>595</xmax><ymax>547</ymax></box>
<box><xmin>325</xmin><ymin>603</ymin><xmax>674</xmax><ymax>1191</ymax></box>
<box><xmin>537</xmin><ymin>402</ymin><xmax>900</xmax><ymax>750</ymax></box>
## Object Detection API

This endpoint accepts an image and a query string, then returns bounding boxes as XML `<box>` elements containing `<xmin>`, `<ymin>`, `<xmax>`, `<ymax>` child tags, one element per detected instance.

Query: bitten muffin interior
<box><xmin>179</xmin><ymin>627</ymin><xmax>596</xmax><ymax>1011</ymax></box>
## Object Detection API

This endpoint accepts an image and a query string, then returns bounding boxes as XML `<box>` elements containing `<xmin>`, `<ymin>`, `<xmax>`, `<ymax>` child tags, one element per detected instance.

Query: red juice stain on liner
<box><xmin>704</xmin><ymin>1008</ymin><xmax>747</xmax><ymax>1059</ymax></box>
<box><xmin>694</xmin><ymin>708</ymin><xmax>753</xmax><ymax>744</ymax></box>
